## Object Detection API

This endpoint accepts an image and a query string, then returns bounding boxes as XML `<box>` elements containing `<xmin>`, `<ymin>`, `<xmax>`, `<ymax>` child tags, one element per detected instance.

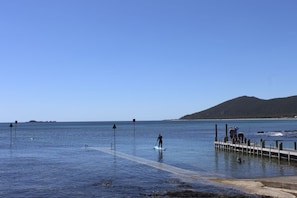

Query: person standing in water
<box><xmin>157</xmin><ymin>134</ymin><xmax>163</xmax><ymax>148</ymax></box>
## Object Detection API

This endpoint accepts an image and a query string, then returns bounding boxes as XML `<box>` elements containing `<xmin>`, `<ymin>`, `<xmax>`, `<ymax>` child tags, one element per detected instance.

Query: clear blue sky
<box><xmin>1</xmin><ymin>0</ymin><xmax>296</xmax><ymax>122</ymax></box>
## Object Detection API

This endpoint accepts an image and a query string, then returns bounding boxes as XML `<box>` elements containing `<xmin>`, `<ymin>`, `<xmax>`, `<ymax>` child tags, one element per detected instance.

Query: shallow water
<box><xmin>1</xmin><ymin>119</ymin><xmax>297</xmax><ymax>197</ymax></box>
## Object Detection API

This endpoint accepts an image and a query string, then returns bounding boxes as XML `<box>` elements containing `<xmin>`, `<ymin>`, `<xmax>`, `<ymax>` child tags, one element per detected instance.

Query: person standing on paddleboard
<box><xmin>157</xmin><ymin>134</ymin><xmax>163</xmax><ymax>148</ymax></box>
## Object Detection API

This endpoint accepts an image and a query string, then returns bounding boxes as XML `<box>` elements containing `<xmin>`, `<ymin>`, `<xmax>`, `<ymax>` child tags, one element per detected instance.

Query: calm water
<box><xmin>1</xmin><ymin>119</ymin><xmax>297</xmax><ymax>197</ymax></box>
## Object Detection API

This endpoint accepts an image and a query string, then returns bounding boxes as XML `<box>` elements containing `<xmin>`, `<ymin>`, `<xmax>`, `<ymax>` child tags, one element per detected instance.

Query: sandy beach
<box><xmin>211</xmin><ymin>176</ymin><xmax>297</xmax><ymax>198</ymax></box>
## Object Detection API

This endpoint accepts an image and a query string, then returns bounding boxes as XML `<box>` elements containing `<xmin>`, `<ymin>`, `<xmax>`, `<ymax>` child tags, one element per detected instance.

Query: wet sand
<box><xmin>148</xmin><ymin>176</ymin><xmax>297</xmax><ymax>197</ymax></box>
<box><xmin>211</xmin><ymin>176</ymin><xmax>297</xmax><ymax>198</ymax></box>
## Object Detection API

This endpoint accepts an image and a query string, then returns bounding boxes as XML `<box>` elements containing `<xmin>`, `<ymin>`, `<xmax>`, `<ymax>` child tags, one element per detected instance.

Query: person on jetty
<box><xmin>157</xmin><ymin>134</ymin><xmax>163</xmax><ymax>148</ymax></box>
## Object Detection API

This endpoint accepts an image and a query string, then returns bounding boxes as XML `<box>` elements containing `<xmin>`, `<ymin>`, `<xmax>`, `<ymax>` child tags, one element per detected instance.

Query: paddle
<box><xmin>154</xmin><ymin>139</ymin><xmax>158</xmax><ymax>146</ymax></box>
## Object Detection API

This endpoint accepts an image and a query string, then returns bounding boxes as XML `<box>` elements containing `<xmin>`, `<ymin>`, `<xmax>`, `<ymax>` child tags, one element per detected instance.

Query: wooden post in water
<box><xmin>112</xmin><ymin>124</ymin><xmax>117</xmax><ymax>150</ymax></box>
<box><xmin>9</xmin><ymin>123</ymin><xmax>13</xmax><ymax>147</ymax></box>
<box><xmin>261</xmin><ymin>139</ymin><xmax>265</xmax><ymax>148</ymax></box>
<box><xmin>215</xmin><ymin>124</ymin><xmax>218</xmax><ymax>141</ymax></box>
<box><xmin>133</xmin><ymin>119</ymin><xmax>136</xmax><ymax>136</ymax></box>
<box><xmin>15</xmin><ymin>120</ymin><xmax>18</xmax><ymax>139</ymax></box>
<box><xmin>288</xmin><ymin>151</ymin><xmax>291</xmax><ymax>162</ymax></box>
<box><xmin>279</xmin><ymin>142</ymin><xmax>283</xmax><ymax>150</ymax></box>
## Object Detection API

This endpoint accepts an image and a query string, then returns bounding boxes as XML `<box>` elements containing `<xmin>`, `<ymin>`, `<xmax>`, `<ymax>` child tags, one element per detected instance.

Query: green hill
<box><xmin>180</xmin><ymin>95</ymin><xmax>297</xmax><ymax>119</ymax></box>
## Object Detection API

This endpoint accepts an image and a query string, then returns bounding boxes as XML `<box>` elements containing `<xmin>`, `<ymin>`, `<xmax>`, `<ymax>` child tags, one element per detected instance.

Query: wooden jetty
<box><xmin>214</xmin><ymin>124</ymin><xmax>297</xmax><ymax>162</ymax></box>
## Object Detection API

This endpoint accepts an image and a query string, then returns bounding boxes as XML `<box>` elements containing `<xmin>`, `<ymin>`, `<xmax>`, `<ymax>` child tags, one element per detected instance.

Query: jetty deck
<box><xmin>214</xmin><ymin>124</ymin><xmax>297</xmax><ymax>162</ymax></box>
<box><xmin>215</xmin><ymin>141</ymin><xmax>297</xmax><ymax>162</ymax></box>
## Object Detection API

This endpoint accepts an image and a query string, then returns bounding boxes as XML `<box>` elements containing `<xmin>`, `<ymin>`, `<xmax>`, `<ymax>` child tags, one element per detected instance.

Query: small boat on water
<box><xmin>257</xmin><ymin>130</ymin><xmax>297</xmax><ymax>137</ymax></box>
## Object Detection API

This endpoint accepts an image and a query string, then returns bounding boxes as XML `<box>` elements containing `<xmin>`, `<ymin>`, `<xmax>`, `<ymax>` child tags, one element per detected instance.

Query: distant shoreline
<box><xmin>0</xmin><ymin>117</ymin><xmax>296</xmax><ymax>124</ymax></box>
<box><xmin>176</xmin><ymin>117</ymin><xmax>297</xmax><ymax>121</ymax></box>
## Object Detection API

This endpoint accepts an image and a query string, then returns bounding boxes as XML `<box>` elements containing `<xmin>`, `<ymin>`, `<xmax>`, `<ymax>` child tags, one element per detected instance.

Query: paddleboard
<box><xmin>154</xmin><ymin>146</ymin><xmax>166</xmax><ymax>151</ymax></box>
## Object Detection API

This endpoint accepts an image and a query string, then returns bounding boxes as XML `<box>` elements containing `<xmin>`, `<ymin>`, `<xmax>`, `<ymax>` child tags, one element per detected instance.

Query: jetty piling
<box><xmin>225</xmin><ymin>124</ymin><xmax>228</xmax><ymax>142</ymax></box>
<box><xmin>215</xmin><ymin>124</ymin><xmax>218</xmax><ymax>141</ymax></box>
<box><xmin>9</xmin><ymin>123</ymin><xmax>13</xmax><ymax>147</ymax></box>
<box><xmin>214</xmin><ymin>124</ymin><xmax>297</xmax><ymax>162</ymax></box>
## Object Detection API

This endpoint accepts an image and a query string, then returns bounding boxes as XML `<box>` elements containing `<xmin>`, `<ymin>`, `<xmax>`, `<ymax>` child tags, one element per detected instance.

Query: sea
<box><xmin>1</xmin><ymin>119</ymin><xmax>297</xmax><ymax>197</ymax></box>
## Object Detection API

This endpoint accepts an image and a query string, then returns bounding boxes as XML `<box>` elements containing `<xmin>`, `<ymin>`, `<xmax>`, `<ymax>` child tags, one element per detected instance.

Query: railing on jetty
<box><xmin>214</xmin><ymin>124</ymin><xmax>297</xmax><ymax>162</ymax></box>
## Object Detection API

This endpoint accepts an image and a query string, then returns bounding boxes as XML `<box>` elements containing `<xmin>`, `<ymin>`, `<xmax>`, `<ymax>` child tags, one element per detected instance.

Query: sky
<box><xmin>0</xmin><ymin>0</ymin><xmax>296</xmax><ymax>122</ymax></box>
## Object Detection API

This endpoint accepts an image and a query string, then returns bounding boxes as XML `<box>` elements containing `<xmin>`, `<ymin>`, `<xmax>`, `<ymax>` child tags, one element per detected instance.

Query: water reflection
<box><xmin>214</xmin><ymin>149</ymin><xmax>297</xmax><ymax>178</ymax></box>
<box><xmin>158</xmin><ymin>150</ymin><xmax>163</xmax><ymax>162</ymax></box>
